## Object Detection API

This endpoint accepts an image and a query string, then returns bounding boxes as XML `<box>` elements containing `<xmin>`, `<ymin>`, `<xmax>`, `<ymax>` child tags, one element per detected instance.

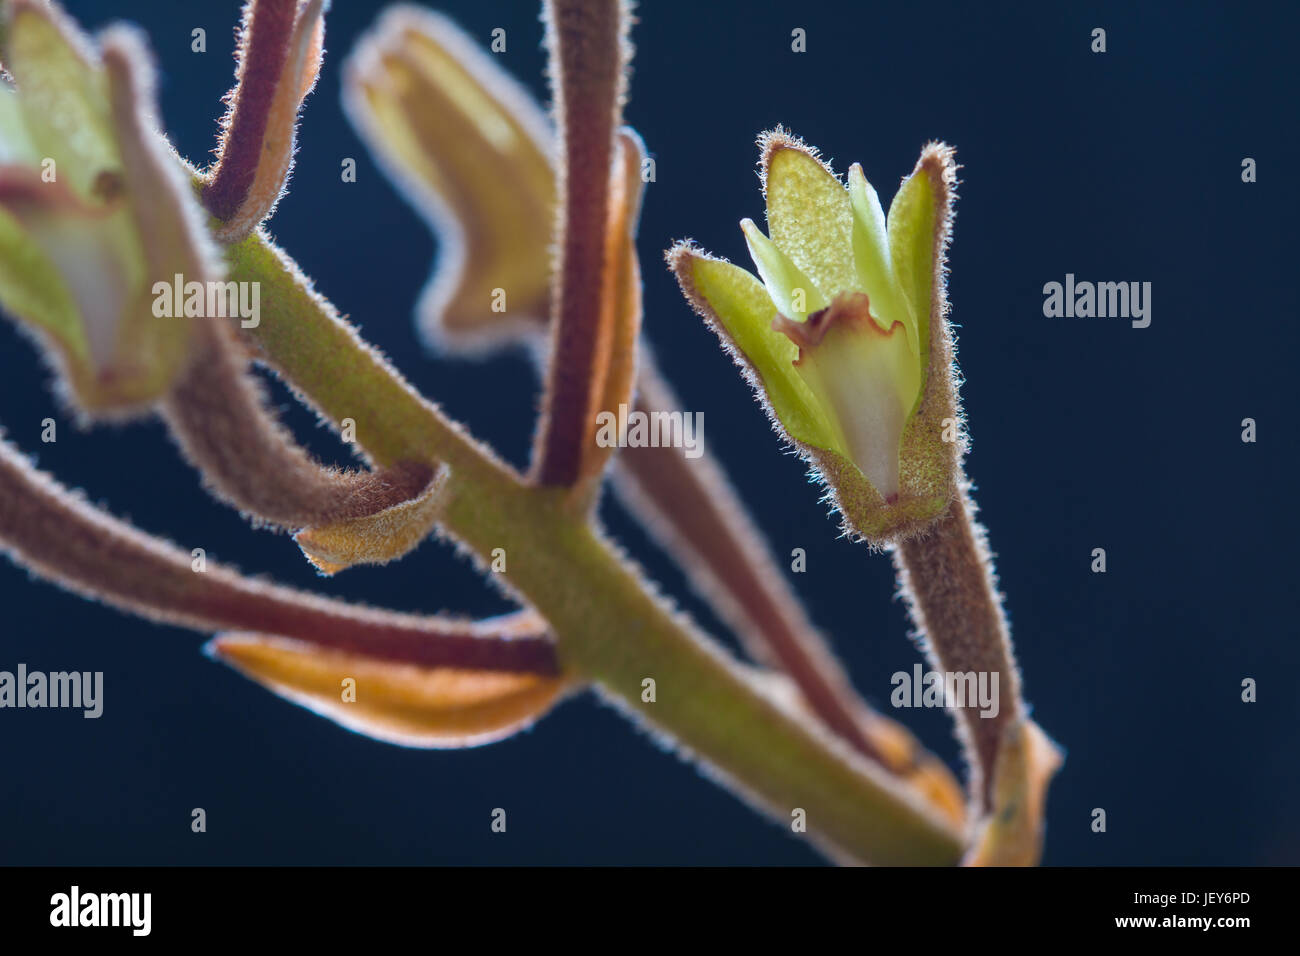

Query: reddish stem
<box><xmin>0</xmin><ymin>437</ymin><xmax>557</xmax><ymax>675</ymax></box>
<box><xmin>532</xmin><ymin>0</ymin><xmax>628</xmax><ymax>485</ymax></box>
<box><xmin>203</xmin><ymin>0</ymin><xmax>297</xmax><ymax>220</ymax></box>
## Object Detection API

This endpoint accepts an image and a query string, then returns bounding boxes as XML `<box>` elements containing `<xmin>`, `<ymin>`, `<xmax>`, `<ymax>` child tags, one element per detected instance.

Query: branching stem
<box><xmin>228</xmin><ymin>230</ymin><xmax>965</xmax><ymax>865</ymax></box>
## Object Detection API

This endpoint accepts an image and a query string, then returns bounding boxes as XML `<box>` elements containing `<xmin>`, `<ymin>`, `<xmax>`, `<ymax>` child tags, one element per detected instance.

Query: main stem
<box><xmin>615</xmin><ymin>361</ymin><xmax>889</xmax><ymax>764</ymax></box>
<box><xmin>444</xmin><ymin>474</ymin><xmax>964</xmax><ymax>866</ymax></box>
<box><xmin>231</xmin><ymin>234</ymin><xmax>963</xmax><ymax>863</ymax></box>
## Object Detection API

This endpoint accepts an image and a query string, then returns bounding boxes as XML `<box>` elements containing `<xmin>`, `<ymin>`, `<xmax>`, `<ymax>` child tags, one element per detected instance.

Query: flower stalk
<box><xmin>532</xmin><ymin>0</ymin><xmax>631</xmax><ymax>487</ymax></box>
<box><xmin>894</xmin><ymin>488</ymin><xmax>1023</xmax><ymax>810</ymax></box>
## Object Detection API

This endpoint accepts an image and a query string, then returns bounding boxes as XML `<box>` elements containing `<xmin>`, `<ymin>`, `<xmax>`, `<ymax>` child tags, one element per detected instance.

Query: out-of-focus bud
<box><xmin>0</xmin><ymin>1</ymin><xmax>217</xmax><ymax>414</ymax></box>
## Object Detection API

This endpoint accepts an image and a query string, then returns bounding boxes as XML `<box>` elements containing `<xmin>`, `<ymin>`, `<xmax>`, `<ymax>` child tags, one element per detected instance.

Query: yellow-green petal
<box><xmin>740</xmin><ymin>217</ymin><xmax>825</xmax><ymax>320</ymax></box>
<box><xmin>0</xmin><ymin>204</ymin><xmax>87</xmax><ymax>361</ymax></box>
<box><xmin>5</xmin><ymin>1</ymin><xmax>118</xmax><ymax>199</ymax></box>
<box><xmin>848</xmin><ymin>163</ymin><xmax>917</xmax><ymax>354</ymax></box>
<box><xmin>763</xmin><ymin>141</ymin><xmax>856</xmax><ymax>300</ymax></box>
<box><xmin>9</xmin><ymin>202</ymin><xmax>138</xmax><ymax>374</ymax></box>
<box><xmin>0</xmin><ymin>85</ymin><xmax>38</xmax><ymax>164</ymax></box>
<box><xmin>886</xmin><ymin>165</ymin><xmax>937</xmax><ymax>365</ymax></box>
<box><xmin>679</xmin><ymin>251</ymin><xmax>838</xmax><ymax>451</ymax></box>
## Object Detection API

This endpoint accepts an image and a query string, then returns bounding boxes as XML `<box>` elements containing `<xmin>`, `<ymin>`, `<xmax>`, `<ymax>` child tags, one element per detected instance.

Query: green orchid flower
<box><xmin>669</xmin><ymin>129</ymin><xmax>962</xmax><ymax>543</ymax></box>
<box><xmin>0</xmin><ymin>0</ymin><xmax>213</xmax><ymax>414</ymax></box>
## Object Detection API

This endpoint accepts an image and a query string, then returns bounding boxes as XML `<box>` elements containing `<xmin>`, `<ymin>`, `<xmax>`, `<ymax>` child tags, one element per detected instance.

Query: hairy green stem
<box><xmin>451</xmin><ymin>483</ymin><xmax>963</xmax><ymax>865</ymax></box>
<box><xmin>227</xmin><ymin>230</ymin><xmax>964</xmax><ymax>864</ymax></box>
<box><xmin>615</xmin><ymin>358</ymin><xmax>889</xmax><ymax>764</ymax></box>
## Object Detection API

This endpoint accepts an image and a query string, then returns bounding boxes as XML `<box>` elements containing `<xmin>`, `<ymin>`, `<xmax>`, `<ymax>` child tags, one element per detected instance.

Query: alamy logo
<box><xmin>50</xmin><ymin>886</ymin><xmax>151</xmax><ymax>936</ymax></box>
<box><xmin>1042</xmin><ymin>274</ymin><xmax>1151</xmax><ymax>328</ymax></box>
<box><xmin>0</xmin><ymin>664</ymin><xmax>102</xmax><ymax>718</ymax></box>
<box><xmin>152</xmin><ymin>274</ymin><xmax>260</xmax><ymax>328</ymax></box>
<box><xmin>890</xmin><ymin>664</ymin><xmax>999</xmax><ymax>718</ymax></box>
<box><xmin>594</xmin><ymin>403</ymin><xmax>704</xmax><ymax>459</ymax></box>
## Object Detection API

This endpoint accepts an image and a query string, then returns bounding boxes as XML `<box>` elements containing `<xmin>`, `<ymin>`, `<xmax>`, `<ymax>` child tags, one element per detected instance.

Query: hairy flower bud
<box><xmin>669</xmin><ymin>129</ymin><xmax>961</xmax><ymax>543</ymax></box>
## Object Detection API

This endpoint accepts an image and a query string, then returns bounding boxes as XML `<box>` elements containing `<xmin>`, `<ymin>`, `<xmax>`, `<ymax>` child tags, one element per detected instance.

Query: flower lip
<box><xmin>771</xmin><ymin>291</ymin><xmax>901</xmax><ymax>362</ymax></box>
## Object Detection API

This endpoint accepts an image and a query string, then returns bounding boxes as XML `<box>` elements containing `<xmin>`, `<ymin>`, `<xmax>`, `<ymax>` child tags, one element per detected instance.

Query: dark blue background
<box><xmin>0</xmin><ymin>0</ymin><xmax>1294</xmax><ymax>865</ymax></box>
